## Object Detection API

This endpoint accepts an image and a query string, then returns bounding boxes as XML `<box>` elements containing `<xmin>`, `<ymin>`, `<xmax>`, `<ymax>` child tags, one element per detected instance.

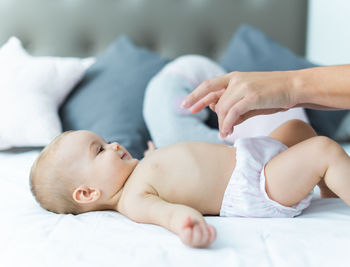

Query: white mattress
<box><xmin>1</xmin><ymin>146</ymin><xmax>350</xmax><ymax>267</ymax></box>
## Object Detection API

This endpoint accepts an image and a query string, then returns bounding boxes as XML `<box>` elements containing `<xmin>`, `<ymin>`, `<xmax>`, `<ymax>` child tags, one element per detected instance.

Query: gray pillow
<box><xmin>219</xmin><ymin>24</ymin><xmax>348</xmax><ymax>139</ymax></box>
<box><xmin>59</xmin><ymin>36</ymin><xmax>168</xmax><ymax>159</ymax></box>
<box><xmin>335</xmin><ymin>116</ymin><xmax>350</xmax><ymax>141</ymax></box>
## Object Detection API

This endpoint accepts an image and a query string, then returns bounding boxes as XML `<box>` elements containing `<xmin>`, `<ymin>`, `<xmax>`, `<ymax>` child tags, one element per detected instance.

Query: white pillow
<box><xmin>0</xmin><ymin>37</ymin><xmax>94</xmax><ymax>150</ymax></box>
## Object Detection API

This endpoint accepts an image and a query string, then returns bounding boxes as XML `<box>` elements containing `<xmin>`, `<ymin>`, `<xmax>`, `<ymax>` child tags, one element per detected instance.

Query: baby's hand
<box><xmin>144</xmin><ymin>141</ymin><xmax>156</xmax><ymax>157</ymax></box>
<box><xmin>179</xmin><ymin>216</ymin><xmax>216</xmax><ymax>248</ymax></box>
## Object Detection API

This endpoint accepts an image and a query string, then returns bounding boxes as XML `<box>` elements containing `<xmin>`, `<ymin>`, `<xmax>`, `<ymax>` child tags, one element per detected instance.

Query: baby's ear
<box><xmin>72</xmin><ymin>186</ymin><xmax>101</xmax><ymax>204</ymax></box>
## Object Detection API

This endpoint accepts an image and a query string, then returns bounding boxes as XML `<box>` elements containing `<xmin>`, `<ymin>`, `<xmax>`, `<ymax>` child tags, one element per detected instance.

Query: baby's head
<box><xmin>30</xmin><ymin>130</ymin><xmax>138</xmax><ymax>214</ymax></box>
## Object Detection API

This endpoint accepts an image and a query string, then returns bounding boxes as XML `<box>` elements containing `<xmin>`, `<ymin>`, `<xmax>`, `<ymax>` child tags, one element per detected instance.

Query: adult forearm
<box><xmin>292</xmin><ymin>65</ymin><xmax>350</xmax><ymax>110</ymax></box>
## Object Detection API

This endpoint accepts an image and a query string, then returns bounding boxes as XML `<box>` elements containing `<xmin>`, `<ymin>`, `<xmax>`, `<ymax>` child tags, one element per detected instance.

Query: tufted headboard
<box><xmin>0</xmin><ymin>0</ymin><xmax>307</xmax><ymax>60</ymax></box>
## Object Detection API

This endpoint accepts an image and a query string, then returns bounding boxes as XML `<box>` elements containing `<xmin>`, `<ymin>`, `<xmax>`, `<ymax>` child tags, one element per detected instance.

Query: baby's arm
<box><xmin>123</xmin><ymin>194</ymin><xmax>216</xmax><ymax>248</ymax></box>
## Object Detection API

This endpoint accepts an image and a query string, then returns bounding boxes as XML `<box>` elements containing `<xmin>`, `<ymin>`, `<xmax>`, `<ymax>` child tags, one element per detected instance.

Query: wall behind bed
<box><xmin>0</xmin><ymin>0</ymin><xmax>307</xmax><ymax>59</ymax></box>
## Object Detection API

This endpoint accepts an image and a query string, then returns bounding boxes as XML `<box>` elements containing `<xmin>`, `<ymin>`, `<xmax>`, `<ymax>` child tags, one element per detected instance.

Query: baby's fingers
<box><xmin>147</xmin><ymin>141</ymin><xmax>156</xmax><ymax>151</ymax></box>
<box><xmin>180</xmin><ymin>227</ymin><xmax>192</xmax><ymax>246</ymax></box>
<box><xmin>181</xmin><ymin>216</ymin><xmax>192</xmax><ymax>229</ymax></box>
<box><xmin>192</xmin><ymin>224</ymin><xmax>214</xmax><ymax>248</ymax></box>
<box><xmin>180</xmin><ymin>218</ymin><xmax>215</xmax><ymax>248</ymax></box>
<box><xmin>190</xmin><ymin>224</ymin><xmax>202</xmax><ymax>247</ymax></box>
<box><xmin>208</xmin><ymin>225</ymin><xmax>216</xmax><ymax>243</ymax></box>
<box><xmin>197</xmin><ymin>224</ymin><xmax>215</xmax><ymax>247</ymax></box>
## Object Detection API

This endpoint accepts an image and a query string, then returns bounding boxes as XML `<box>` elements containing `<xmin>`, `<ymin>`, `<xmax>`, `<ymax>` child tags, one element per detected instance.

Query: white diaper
<box><xmin>220</xmin><ymin>136</ymin><xmax>313</xmax><ymax>218</ymax></box>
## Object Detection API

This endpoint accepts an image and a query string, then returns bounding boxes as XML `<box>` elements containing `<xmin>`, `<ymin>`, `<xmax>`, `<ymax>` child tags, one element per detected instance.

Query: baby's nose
<box><xmin>108</xmin><ymin>142</ymin><xmax>120</xmax><ymax>151</ymax></box>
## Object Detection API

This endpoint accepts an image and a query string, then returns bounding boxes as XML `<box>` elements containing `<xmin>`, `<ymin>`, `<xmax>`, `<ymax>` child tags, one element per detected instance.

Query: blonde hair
<box><xmin>29</xmin><ymin>130</ymin><xmax>83</xmax><ymax>215</ymax></box>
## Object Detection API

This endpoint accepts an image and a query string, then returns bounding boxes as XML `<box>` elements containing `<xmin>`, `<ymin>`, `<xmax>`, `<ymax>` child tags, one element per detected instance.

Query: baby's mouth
<box><xmin>118</xmin><ymin>148</ymin><xmax>132</xmax><ymax>160</ymax></box>
<box><xmin>120</xmin><ymin>151</ymin><xmax>131</xmax><ymax>160</ymax></box>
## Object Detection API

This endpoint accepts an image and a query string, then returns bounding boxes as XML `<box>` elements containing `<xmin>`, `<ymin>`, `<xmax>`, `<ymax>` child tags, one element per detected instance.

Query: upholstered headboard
<box><xmin>0</xmin><ymin>0</ymin><xmax>308</xmax><ymax>59</ymax></box>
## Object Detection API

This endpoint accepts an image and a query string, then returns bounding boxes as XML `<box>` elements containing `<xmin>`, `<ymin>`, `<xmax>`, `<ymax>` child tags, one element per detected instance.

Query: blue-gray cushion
<box><xmin>59</xmin><ymin>36</ymin><xmax>168</xmax><ymax>159</ymax></box>
<box><xmin>219</xmin><ymin>24</ymin><xmax>348</xmax><ymax>139</ymax></box>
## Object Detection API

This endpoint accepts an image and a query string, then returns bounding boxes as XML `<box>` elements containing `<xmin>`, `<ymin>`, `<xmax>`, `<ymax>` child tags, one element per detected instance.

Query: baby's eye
<box><xmin>98</xmin><ymin>145</ymin><xmax>105</xmax><ymax>154</ymax></box>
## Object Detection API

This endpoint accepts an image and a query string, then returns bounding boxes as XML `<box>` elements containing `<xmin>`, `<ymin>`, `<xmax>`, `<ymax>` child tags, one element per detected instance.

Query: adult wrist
<box><xmin>288</xmin><ymin>68</ymin><xmax>311</xmax><ymax>107</ymax></box>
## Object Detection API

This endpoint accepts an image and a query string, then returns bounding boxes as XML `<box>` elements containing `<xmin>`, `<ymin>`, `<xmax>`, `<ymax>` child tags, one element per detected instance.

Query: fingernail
<box><xmin>181</xmin><ymin>99</ymin><xmax>189</xmax><ymax>108</ymax></box>
<box><xmin>223</xmin><ymin>129</ymin><xmax>230</xmax><ymax>137</ymax></box>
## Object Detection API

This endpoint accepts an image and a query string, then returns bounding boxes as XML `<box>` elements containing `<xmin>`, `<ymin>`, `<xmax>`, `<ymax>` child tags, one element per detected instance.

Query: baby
<box><xmin>29</xmin><ymin>119</ymin><xmax>349</xmax><ymax>248</ymax></box>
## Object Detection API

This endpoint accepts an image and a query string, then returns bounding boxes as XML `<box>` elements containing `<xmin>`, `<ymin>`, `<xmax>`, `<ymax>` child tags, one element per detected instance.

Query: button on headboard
<box><xmin>0</xmin><ymin>0</ymin><xmax>307</xmax><ymax>59</ymax></box>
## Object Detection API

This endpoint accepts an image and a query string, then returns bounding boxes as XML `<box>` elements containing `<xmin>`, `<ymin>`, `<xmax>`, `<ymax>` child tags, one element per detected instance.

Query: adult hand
<box><xmin>181</xmin><ymin>71</ymin><xmax>297</xmax><ymax>138</ymax></box>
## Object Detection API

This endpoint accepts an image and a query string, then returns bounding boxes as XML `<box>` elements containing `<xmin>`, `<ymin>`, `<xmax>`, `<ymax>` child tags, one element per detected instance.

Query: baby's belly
<box><xmin>159</xmin><ymin>178</ymin><xmax>230</xmax><ymax>215</ymax></box>
<box><xmin>147</xmin><ymin>143</ymin><xmax>236</xmax><ymax>215</ymax></box>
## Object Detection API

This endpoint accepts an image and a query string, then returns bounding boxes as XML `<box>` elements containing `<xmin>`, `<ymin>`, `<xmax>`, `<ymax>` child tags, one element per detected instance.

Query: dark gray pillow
<box><xmin>59</xmin><ymin>36</ymin><xmax>168</xmax><ymax>159</ymax></box>
<box><xmin>219</xmin><ymin>24</ymin><xmax>348</xmax><ymax>139</ymax></box>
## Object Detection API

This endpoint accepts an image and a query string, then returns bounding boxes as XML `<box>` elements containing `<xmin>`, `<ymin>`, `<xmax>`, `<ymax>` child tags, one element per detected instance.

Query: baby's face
<box><xmin>56</xmin><ymin>130</ymin><xmax>138</xmax><ymax>200</ymax></box>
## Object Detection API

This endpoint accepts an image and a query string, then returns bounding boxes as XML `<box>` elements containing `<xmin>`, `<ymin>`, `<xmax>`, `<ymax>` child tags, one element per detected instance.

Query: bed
<box><xmin>1</xmin><ymin>1</ymin><xmax>350</xmax><ymax>267</ymax></box>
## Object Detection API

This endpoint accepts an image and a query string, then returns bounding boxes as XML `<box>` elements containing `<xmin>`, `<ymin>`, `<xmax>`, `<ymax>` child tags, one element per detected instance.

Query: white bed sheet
<box><xmin>1</xmin><ymin>146</ymin><xmax>350</xmax><ymax>267</ymax></box>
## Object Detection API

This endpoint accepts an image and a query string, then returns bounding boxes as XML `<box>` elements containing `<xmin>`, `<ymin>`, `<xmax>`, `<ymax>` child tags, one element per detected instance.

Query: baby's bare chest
<box><xmin>125</xmin><ymin>142</ymin><xmax>236</xmax><ymax>214</ymax></box>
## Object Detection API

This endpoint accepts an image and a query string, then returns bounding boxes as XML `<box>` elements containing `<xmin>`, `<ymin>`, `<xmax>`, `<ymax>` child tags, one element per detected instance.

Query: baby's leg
<box><xmin>264</xmin><ymin>136</ymin><xmax>350</xmax><ymax>207</ymax></box>
<box><xmin>269</xmin><ymin>119</ymin><xmax>337</xmax><ymax>198</ymax></box>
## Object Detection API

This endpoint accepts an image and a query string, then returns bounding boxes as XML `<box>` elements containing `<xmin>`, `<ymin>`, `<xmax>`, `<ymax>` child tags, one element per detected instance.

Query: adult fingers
<box><xmin>220</xmin><ymin>97</ymin><xmax>253</xmax><ymax>137</ymax></box>
<box><xmin>181</xmin><ymin>74</ymin><xmax>231</xmax><ymax>109</ymax></box>
<box><xmin>215</xmin><ymin>83</ymin><xmax>244</xmax><ymax>135</ymax></box>
<box><xmin>209</xmin><ymin>103</ymin><xmax>216</xmax><ymax>111</ymax></box>
<box><xmin>189</xmin><ymin>89</ymin><xmax>225</xmax><ymax>113</ymax></box>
